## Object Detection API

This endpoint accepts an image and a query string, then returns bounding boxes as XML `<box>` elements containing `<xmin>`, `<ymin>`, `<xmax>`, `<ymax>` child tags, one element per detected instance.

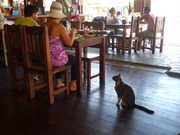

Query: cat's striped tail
<box><xmin>134</xmin><ymin>104</ymin><xmax>154</xmax><ymax>114</ymax></box>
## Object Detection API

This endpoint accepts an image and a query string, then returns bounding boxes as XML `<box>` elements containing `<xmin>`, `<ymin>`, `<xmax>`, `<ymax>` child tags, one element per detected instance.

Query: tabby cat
<box><xmin>112</xmin><ymin>74</ymin><xmax>154</xmax><ymax>114</ymax></box>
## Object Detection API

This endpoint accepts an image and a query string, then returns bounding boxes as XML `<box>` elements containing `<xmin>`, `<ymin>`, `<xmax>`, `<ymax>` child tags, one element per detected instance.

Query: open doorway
<box><xmin>152</xmin><ymin>0</ymin><xmax>180</xmax><ymax>46</ymax></box>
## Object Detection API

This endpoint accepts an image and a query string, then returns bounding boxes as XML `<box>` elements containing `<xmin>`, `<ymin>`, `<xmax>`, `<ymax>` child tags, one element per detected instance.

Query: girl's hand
<box><xmin>71</xmin><ymin>28</ymin><xmax>77</xmax><ymax>35</ymax></box>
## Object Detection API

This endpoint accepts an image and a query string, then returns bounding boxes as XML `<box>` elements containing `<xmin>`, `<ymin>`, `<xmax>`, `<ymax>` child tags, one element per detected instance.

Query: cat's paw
<box><xmin>116</xmin><ymin>104</ymin><xmax>120</xmax><ymax>110</ymax></box>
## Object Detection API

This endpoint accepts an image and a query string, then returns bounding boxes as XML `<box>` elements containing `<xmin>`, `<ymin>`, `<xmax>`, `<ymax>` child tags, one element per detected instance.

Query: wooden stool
<box><xmin>83</xmin><ymin>52</ymin><xmax>100</xmax><ymax>90</ymax></box>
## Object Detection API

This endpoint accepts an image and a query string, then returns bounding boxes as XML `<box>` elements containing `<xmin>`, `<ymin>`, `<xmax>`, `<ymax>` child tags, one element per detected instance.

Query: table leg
<box><xmin>83</xmin><ymin>47</ymin><xmax>88</xmax><ymax>84</ymax></box>
<box><xmin>75</xmin><ymin>44</ymin><xmax>83</xmax><ymax>95</ymax></box>
<box><xmin>100</xmin><ymin>38</ymin><xmax>105</xmax><ymax>89</ymax></box>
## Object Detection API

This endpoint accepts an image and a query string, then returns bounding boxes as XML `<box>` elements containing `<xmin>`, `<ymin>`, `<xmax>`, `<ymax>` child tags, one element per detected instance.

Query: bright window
<box><xmin>44</xmin><ymin>0</ymin><xmax>55</xmax><ymax>11</ymax></box>
<box><xmin>83</xmin><ymin>0</ymin><xmax>133</xmax><ymax>20</ymax></box>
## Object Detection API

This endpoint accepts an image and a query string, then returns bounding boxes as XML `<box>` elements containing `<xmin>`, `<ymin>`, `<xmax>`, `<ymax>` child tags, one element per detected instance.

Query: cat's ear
<box><xmin>118</xmin><ymin>73</ymin><xmax>121</xmax><ymax>77</ymax></box>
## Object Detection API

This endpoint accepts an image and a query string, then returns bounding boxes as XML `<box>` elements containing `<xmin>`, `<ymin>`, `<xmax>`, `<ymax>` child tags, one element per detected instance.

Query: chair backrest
<box><xmin>24</xmin><ymin>26</ymin><xmax>52</xmax><ymax>70</ymax></box>
<box><xmin>82</xmin><ymin>21</ymin><xmax>104</xmax><ymax>30</ymax></box>
<box><xmin>131</xmin><ymin>16</ymin><xmax>140</xmax><ymax>34</ymax></box>
<box><xmin>4</xmin><ymin>24</ymin><xmax>25</xmax><ymax>65</ymax></box>
<box><xmin>155</xmin><ymin>16</ymin><xmax>165</xmax><ymax>35</ymax></box>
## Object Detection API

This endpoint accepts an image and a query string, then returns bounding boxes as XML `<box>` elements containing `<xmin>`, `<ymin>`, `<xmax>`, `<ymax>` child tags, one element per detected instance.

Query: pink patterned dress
<box><xmin>49</xmin><ymin>36</ymin><xmax>68</xmax><ymax>67</ymax></box>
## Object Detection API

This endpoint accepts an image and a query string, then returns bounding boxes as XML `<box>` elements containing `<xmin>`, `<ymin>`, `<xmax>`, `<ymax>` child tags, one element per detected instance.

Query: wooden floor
<box><xmin>0</xmin><ymin>63</ymin><xmax>180</xmax><ymax>135</ymax></box>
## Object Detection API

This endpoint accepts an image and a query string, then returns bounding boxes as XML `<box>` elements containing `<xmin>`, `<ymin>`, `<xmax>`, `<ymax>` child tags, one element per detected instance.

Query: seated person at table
<box><xmin>15</xmin><ymin>4</ymin><xmax>39</xmax><ymax>26</ymax></box>
<box><xmin>0</xmin><ymin>10</ymin><xmax>6</xmax><ymax>29</ymax></box>
<box><xmin>106</xmin><ymin>8</ymin><xmax>123</xmax><ymax>35</ymax></box>
<box><xmin>116</xmin><ymin>11</ymin><xmax>122</xmax><ymax>24</ymax></box>
<box><xmin>137</xmin><ymin>7</ymin><xmax>155</xmax><ymax>48</ymax></box>
<box><xmin>106</xmin><ymin>7</ymin><xmax>119</xmax><ymax>25</ymax></box>
<box><xmin>45</xmin><ymin>1</ymin><xmax>77</xmax><ymax>91</ymax></box>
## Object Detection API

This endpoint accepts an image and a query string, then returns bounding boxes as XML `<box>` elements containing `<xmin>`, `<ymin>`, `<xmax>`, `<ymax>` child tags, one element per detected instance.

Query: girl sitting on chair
<box><xmin>45</xmin><ymin>1</ymin><xmax>77</xmax><ymax>91</ymax></box>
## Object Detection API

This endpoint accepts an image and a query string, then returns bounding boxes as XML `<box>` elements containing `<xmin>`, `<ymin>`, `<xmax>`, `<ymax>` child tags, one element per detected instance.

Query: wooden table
<box><xmin>105</xmin><ymin>24</ymin><xmax>132</xmax><ymax>54</ymax></box>
<box><xmin>105</xmin><ymin>24</ymin><xmax>131</xmax><ymax>34</ymax></box>
<box><xmin>78</xmin><ymin>30</ymin><xmax>111</xmax><ymax>35</ymax></box>
<box><xmin>105</xmin><ymin>24</ymin><xmax>131</xmax><ymax>28</ymax></box>
<box><xmin>74</xmin><ymin>36</ymin><xmax>105</xmax><ymax>95</ymax></box>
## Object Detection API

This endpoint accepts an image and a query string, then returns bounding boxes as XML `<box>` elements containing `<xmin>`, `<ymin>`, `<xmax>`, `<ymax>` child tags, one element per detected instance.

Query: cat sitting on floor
<box><xmin>112</xmin><ymin>74</ymin><xmax>154</xmax><ymax>114</ymax></box>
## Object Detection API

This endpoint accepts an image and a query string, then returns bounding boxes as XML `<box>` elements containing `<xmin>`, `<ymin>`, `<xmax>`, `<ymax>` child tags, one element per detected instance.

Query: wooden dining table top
<box><xmin>105</xmin><ymin>24</ymin><xmax>131</xmax><ymax>29</ymax></box>
<box><xmin>77</xmin><ymin>29</ymin><xmax>111</xmax><ymax>35</ymax></box>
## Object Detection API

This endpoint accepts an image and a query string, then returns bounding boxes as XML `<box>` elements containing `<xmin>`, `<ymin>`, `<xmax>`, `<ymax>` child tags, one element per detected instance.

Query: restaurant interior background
<box><xmin>1</xmin><ymin>0</ymin><xmax>179</xmax><ymax>42</ymax></box>
<box><xmin>1</xmin><ymin>0</ymin><xmax>180</xmax><ymax>47</ymax></box>
<box><xmin>1</xmin><ymin>0</ymin><xmax>180</xmax><ymax>71</ymax></box>
<box><xmin>43</xmin><ymin>0</ymin><xmax>180</xmax><ymax>47</ymax></box>
<box><xmin>46</xmin><ymin>0</ymin><xmax>180</xmax><ymax>47</ymax></box>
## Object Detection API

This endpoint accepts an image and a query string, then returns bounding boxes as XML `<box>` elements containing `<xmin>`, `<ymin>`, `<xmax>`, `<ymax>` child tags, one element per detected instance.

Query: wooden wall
<box><xmin>134</xmin><ymin>0</ymin><xmax>151</xmax><ymax>14</ymax></box>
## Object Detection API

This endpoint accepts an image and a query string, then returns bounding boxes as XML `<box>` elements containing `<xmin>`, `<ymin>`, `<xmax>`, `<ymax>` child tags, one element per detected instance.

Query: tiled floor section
<box><xmin>106</xmin><ymin>45</ymin><xmax>180</xmax><ymax>74</ymax></box>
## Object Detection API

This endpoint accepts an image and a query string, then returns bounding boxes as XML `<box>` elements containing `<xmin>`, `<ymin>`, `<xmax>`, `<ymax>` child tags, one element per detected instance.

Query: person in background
<box><xmin>137</xmin><ymin>7</ymin><xmax>155</xmax><ymax>49</ymax></box>
<box><xmin>45</xmin><ymin>1</ymin><xmax>77</xmax><ymax>91</ymax></box>
<box><xmin>106</xmin><ymin>7</ymin><xmax>119</xmax><ymax>25</ymax></box>
<box><xmin>106</xmin><ymin>8</ymin><xmax>123</xmax><ymax>35</ymax></box>
<box><xmin>116</xmin><ymin>11</ymin><xmax>122</xmax><ymax>24</ymax></box>
<box><xmin>139</xmin><ymin>7</ymin><xmax>154</xmax><ymax>35</ymax></box>
<box><xmin>15</xmin><ymin>5</ymin><xmax>40</xmax><ymax>81</ymax></box>
<box><xmin>15</xmin><ymin>4</ymin><xmax>39</xmax><ymax>26</ymax></box>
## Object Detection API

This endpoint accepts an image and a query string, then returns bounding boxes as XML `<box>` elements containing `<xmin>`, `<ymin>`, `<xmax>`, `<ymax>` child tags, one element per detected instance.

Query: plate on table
<box><xmin>84</xmin><ymin>34</ymin><xmax>96</xmax><ymax>38</ymax></box>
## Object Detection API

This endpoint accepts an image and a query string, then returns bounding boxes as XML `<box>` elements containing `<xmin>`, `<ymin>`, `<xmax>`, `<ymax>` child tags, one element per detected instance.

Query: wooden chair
<box><xmin>24</xmin><ymin>26</ymin><xmax>70</xmax><ymax>104</ymax></box>
<box><xmin>117</xmin><ymin>16</ymin><xmax>139</xmax><ymax>54</ymax></box>
<box><xmin>81</xmin><ymin>37</ymin><xmax>105</xmax><ymax>90</ymax></box>
<box><xmin>4</xmin><ymin>24</ymin><xmax>27</xmax><ymax>90</ymax></box>
<box><xmin>106</xmin><ymin>17</ymin><xmax>139</xmax><ymax>54</ymax></box>
<box><xmin>141</xmin><ymin>16</ymin><xmax>165</xmax><ymax>54</ymax></box>
<box><xmin>105</xmin><ymin>24</ymin><xmax>120</xmax><ymax>52</ymax></box>
<box><xmin>82</xmin><ymin>51</ymin><xmax>100</xmax><ymax>90</ymax></box>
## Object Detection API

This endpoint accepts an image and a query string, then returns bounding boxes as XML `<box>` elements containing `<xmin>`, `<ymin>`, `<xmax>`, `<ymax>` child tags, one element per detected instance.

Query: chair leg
<box><xmin>116</xmin><ymin>37</ymin><xmax>120</xmax><ymax>54</ymax></box>
<box><xmin>65</xmin><ymin>70</ymin><xmax>70</xmax><ymax>95</ymax></box>
<box><xmin>152</xmin><ymin>39</ymin><xmax>156</xmax><ymax>54</ymax></box>
<box><xmin>27</xmin><ymin>72</ymin><xmax>35</xmax><ymax>99</ymax></box>
<box><xmin>122</xmin><ymin>39</ymin><xmax>125</xmax><ymax>55</ymax></box>
<box><xmin>112</xmin><ymin>37</ymin><xmax>115</xmax><ymax>52</ymax></box>
<box><xmin>105</xmin><ymin>37</ymin><xmax>108</xmax><ymax>54</ymax></box>
<box><xmin>8</xmin><ymin>65</ymin><xmax>18</xmax><ymax>90</ymax></box>
<box><xmin>107</xmin><ymin>36</ymin><xmax>111</xmax><ymax>52</ymax></box>
<box><xmin>160</xmin><ymin>38</ymin><xmax>164</xmax><ymax>53</ymax></box>
<box><xmin>128</xmin><ymin>40</ymin><xmax>132</xmax><ymax>55</ymax></box>
<box><xmin>128</xmin><ymin>49</ymin><xmax>131</xmax><ymax>55</ymax></box>
<box><xmin>83</xmin><ymin>60</ymin><xmax>87</xmax><ymax>83</ymax></box>
<box><xmin>47</xmin><ymin>73</ymin><xmax>54</xmax><ymax>104</ymax></box>
<box><xmin>134</xmin><ymin>40</ymin><xmax>137</xmax><ymax>53</ymax></box>
<box><xmin>142</xmin><ymin>39</ymin><xmax>145</xmax><ymax>52</ymax></box>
